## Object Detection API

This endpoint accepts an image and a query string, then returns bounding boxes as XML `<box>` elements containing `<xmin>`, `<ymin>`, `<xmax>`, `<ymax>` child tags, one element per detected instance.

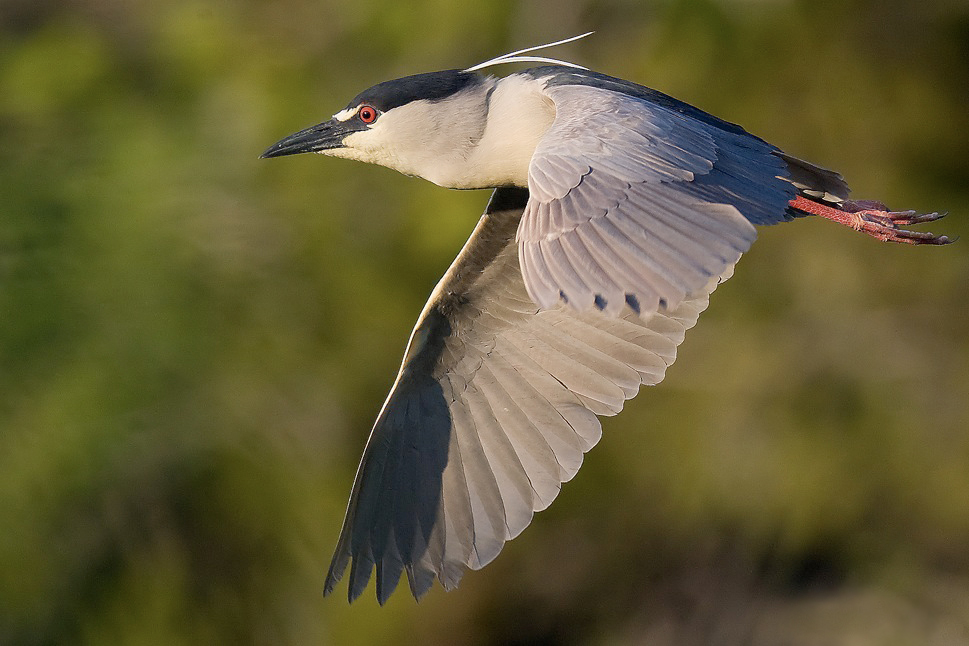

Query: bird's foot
<box><xmin>790</xmin><ymin>196</ymin><xmax>953</xmax><ymax>245</ymax></box>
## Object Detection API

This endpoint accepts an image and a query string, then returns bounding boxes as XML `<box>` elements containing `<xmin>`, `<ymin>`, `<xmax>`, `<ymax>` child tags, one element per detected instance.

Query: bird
<box><xmin>261</xmin><ymin>34</ymin><xmax>950</xmax><ymax>604</ymax></box>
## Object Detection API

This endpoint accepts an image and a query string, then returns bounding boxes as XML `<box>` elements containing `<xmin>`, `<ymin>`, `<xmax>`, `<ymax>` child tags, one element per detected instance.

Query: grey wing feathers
<box><xmin>324</xmin><ymin>187</ymin><xmax>734</xmax><ymax>604</ymax></box>
<box><xmin>519</xmin><ymin>83</ymin><xmax>797</xmax><ymax>315</ymax></box>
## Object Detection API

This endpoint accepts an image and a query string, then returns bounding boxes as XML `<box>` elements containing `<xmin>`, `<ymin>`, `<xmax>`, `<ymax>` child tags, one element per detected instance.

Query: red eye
<box><xmin>358</xmin><ymin>105</ymin><xmax>378</xmax><ymax>124</ymax></box>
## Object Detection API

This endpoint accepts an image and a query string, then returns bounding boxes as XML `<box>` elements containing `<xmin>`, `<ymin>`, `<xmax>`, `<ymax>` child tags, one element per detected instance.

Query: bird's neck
<box><xmin>425</xmin><ymin>74</ymin><xmax>556</xmax><ymax>190</ymax></box>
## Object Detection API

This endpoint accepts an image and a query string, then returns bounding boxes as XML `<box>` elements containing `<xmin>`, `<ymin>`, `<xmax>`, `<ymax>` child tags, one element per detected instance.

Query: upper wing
<box><xmin>324</xmin><ymin>187</ymin><xmax>735</xmax><ymax>604</ymax></box>
<box><xmin>518</xmin><ymin>82</ymin><xmax>797</xmax><ymax>315</ymax></box>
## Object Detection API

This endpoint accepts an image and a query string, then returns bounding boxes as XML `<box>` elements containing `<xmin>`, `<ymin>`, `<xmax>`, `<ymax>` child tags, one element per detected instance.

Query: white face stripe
<box><xmin>333</xmin><ymin>107</ymin><xmax>357</xmax><ymax>122</ymax></box>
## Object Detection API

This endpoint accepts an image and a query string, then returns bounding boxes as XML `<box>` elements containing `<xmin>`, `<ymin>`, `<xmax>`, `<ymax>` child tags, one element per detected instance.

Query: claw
<box><xmin>790</xmin><ymin>196</ymin><xmax>953</xmax><ymax>246</ymax></box>
<box><xmin>844</xmin><ymin>209</ymin><xmax>952</xmax><ymax>245</ymax></box>
<box><xmin>843</xmin><ymin>200</ymin><xmax>949</xmax><ymax>226</ymax></box>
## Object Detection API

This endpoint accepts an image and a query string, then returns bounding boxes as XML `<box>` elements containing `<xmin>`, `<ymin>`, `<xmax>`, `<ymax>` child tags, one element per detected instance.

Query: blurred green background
<box><xmin>2</xmin><ymin>0</ymin><xmax>968</xmax><ymax>644</ymax></box>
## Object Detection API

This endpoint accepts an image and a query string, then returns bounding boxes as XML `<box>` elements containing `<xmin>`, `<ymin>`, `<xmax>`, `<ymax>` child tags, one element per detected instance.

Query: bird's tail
<box><xmin>776</xmin><ymin>152</ymin><xmax>851</xmax><ymax>204</ymax></box>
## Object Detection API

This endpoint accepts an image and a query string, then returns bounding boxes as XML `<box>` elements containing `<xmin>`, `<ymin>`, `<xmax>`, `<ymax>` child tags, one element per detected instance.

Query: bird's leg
<box><xmin>789</xmin><ymin>195</ymin><xmax>952</xmax><ymax>245</ymax></box>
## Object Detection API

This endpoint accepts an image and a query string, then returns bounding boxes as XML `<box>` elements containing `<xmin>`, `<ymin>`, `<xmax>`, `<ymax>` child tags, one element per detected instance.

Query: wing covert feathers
<box><xmin>519</xmin><ymin>83</ymin><xmax>796</xmax><ymax>314</ymax></box>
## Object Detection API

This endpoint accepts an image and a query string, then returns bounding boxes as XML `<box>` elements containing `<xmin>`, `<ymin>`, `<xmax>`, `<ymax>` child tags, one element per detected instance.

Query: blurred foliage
<box><xmin>1</xmin><ymin>0</ymin><xmax>968</xmax><ymax>644</ymax></box>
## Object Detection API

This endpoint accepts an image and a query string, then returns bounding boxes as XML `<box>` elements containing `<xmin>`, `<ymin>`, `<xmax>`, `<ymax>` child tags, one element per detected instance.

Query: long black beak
<box><xmin>260</xmin><ymin>119</ymin><xmax>348</xmax><ymax>159</ymax></box>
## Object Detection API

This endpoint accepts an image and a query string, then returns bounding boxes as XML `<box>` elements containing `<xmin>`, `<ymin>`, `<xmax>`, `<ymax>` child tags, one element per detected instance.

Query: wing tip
<box><xmin>327</xmin><ymin>550</ymin><xmax>449</xmax><ymax>604</ymax></box>
<box><xmin>406</xmin><ymin>564</ymin><xmax>437</xmax><ymax>601</ymax></box>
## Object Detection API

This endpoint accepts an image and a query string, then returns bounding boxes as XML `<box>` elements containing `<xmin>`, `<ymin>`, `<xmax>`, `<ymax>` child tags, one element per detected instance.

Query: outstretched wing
<box><xmin>324</xmin><ymin>187</ymin><xmax>735</xmax><ymax>604</ymax></box>
<box><xmin>518</xmin><ymin>79</ymin><xmax>797</xmax><ymax>315</ymax></box>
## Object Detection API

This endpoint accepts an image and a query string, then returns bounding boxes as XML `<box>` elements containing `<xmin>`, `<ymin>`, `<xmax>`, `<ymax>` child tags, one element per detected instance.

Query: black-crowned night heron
<box><xmin>261</xmin><ymin>35</ymin><xmax>950</xmax><ymax>604</ymax></box>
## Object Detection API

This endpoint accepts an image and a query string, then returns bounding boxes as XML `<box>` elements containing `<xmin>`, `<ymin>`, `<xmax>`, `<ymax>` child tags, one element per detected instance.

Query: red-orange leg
<box><xmin>789</xmin><ymin>196</ymin><xmax>952</xmax><ymax>245</ymax></box>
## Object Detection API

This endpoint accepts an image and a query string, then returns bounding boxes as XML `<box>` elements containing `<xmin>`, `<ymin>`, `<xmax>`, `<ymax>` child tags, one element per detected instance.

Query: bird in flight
<box><xmin>261</xmin><ymin>34</ymin><xmax>950</xmax><ymax>604</ymax></box>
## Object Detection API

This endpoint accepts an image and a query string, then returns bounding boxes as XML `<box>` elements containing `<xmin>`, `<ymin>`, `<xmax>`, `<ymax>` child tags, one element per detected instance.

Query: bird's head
<box><xmin>261</xmin><ymin>70</ymin><xmax>500</xmax><ymax>187</ymax></box>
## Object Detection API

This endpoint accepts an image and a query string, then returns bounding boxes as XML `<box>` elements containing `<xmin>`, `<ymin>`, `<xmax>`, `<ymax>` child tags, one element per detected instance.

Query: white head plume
<box><xmin>464</xmin><ymin>32</ymin><xmax>593</xmax><ymax>73</ymax></box>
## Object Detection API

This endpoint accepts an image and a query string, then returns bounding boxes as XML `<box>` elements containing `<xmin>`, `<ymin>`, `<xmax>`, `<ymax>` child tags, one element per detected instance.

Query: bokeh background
<box><xmin>2</xmin><ymin>0</ymin><xmax>968</xmax><ymax>644</ymax></box>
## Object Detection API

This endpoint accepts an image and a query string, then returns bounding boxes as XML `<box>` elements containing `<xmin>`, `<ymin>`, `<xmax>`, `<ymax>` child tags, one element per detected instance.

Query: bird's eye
<box><xmin>358</xmin><ymin>105</ymin><xmax>378</xmax><ymax>124</ymax></box>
